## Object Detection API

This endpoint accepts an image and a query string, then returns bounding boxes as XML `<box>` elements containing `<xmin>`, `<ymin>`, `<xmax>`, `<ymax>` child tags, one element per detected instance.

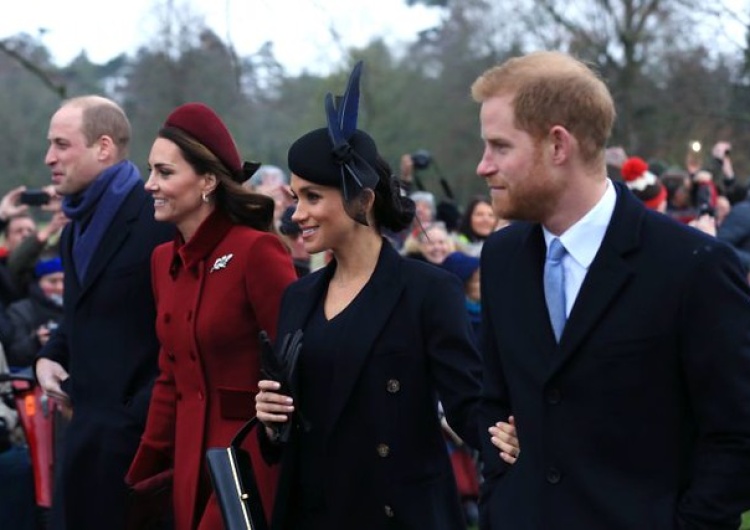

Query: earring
<box><xmin>202</xmin><ymin>192</ymin><xmax>209</xmax><ymax>203</ymax></box>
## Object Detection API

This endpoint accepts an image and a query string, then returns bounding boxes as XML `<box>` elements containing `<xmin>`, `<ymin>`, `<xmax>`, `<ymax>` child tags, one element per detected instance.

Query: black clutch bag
<box><xmin>259</xmin><ymin>329</ymin><xmax>306</xmax><ymax>444</ymax></box>
<box><xmin>206</xmin><ymin>416</ymin><xmax>268</xmax><ymax>530</ymax></box>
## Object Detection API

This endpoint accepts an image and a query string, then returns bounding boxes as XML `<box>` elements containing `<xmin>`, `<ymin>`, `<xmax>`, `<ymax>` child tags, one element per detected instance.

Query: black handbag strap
<box><xmin>231</xmin><ymin>416</ymin><xmax>259</xmax><ymax>448</ymax></box>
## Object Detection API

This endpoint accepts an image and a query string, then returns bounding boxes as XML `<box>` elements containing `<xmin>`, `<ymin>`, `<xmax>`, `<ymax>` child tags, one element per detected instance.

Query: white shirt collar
<box><xmin>543</xmin><ymin>179</ymin><xmax>616</xmax><ymax>269</ymax></box>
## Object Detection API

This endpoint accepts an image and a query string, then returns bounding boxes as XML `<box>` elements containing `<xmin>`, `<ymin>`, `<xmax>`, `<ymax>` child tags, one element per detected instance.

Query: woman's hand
<box><xmin>489</xmin><ymin>415</ymin><xmax>520</xmax><ymax>464</ymax></box>
<box><xmin>256</xmin><ymin>379</ymin><xmax>294</xmax><ymax>438</ymax></box>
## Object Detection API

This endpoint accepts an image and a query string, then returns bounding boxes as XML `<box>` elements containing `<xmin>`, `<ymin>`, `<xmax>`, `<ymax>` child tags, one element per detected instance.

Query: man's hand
<box><xmin>35</xmin><ymin>358</ymin><xmax>71</xmax><ymax>408</ymax></box>
<box><xmin>0</xmin><ymin>186</ymin><xmax>29</xmax><ymax>221</ymax></box>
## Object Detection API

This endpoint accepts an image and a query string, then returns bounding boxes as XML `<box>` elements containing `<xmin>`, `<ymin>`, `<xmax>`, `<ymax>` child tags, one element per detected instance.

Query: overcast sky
<box><xmin>0</xmin><ymin>0</ymin><xmax>443</xmax><ymax>74</ymax></box>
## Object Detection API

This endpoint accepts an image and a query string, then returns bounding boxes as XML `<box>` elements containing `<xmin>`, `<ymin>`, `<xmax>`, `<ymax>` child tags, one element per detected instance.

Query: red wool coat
<box><xmin>126</xmin><ymin>210</ymin><xmax>297</xmax><ymax>530</ymax></box>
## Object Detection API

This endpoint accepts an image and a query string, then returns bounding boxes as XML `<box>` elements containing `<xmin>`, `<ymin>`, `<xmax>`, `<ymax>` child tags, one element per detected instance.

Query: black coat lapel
<box><xmin>504</xmin><ymin>225</ymin><xmax>557</xmax><ymax>365</ymax></box>
<box><xmin>550</xmin><ymin>183</ymin><xmax>643</xmax><ymax>376</ymax></box>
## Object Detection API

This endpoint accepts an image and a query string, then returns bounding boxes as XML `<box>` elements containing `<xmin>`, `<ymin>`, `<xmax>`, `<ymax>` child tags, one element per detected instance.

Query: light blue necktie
<box><xmin>544</xmin><ymin>238</ymin><xmax>567</xmax><ymax>342</ymax></box>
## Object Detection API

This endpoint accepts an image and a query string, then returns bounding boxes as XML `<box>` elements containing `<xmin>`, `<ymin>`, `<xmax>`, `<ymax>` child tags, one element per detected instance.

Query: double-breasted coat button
<box><xmin>376</xmin><ymin>443</ymin><xmax>390</xmax><ymax>457</ymax></box>
<box><xmin>198</xmin><ymin>391</ymin><xmax>204</xmax><ymax>401</ymax></box>
<box><xmin>384</xmin><ymin>505</ymin><xmax>394</xmax><ymax>517</ymax></box>
<box><xmin>546</xmin><ymin>467</ymin><xmax>562</xmax><ymax>484</ymax></box>
<box><xmin>546</xmin><ymin>388</ymin><xmax>562</xmax><ymax>405</ymax></box>
<box><xmin>167</xmin><ymin>351</ymin><xmax>175</xmax><ymax>361</ymax></box>
<box><xmin>386</xmin><ymin>379</ymin><xmax>400</xmax><ymax>393</ymax></box>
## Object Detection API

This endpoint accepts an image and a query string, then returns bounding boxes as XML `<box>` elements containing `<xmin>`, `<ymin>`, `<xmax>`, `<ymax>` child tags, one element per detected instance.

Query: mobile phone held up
<box><xmin>19</xmin><ymin>189</ymin><xmax>50</xmax><ymax>206</ymax></box>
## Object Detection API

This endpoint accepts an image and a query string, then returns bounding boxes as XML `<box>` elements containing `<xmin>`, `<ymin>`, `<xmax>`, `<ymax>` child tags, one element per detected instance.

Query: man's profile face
<box><xmin>476</xmin><ymin>95</ymin><xmax>564</xmax><ymax>223</ymax></box>
<box><xmin>45</xmin><ymin>105</ymin><xmax>102</xmax><ymax>196</ymax></box>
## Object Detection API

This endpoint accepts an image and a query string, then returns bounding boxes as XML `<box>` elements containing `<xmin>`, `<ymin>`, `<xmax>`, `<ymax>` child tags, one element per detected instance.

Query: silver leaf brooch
<box><xmin>210</xmin><ymin>253</ymin><xmax>234</xmax><ymax>273</ymax></box>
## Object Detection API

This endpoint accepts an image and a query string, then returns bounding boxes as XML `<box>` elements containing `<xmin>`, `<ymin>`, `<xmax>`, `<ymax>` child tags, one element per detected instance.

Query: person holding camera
<box><xmin>6</xmin><ymin>256</ymin><xmax>64</xmax><ymax>368</ymax></box>
<box><xmin>708</xmin><ymin>141</ymin><xmax>737</xmax><ymax>197</ymax></box>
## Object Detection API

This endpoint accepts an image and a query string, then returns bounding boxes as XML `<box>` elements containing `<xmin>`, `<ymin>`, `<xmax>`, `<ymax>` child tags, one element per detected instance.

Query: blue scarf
<box><xmin>61</xmin><ymin>160</ymin><xmax>142</xmax><ymax>282</ymax></box>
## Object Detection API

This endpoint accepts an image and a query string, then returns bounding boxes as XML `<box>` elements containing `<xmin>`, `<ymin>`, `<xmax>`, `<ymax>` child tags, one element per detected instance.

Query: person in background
<box><xmin>717</xmin><ymin>187</ymin><xmax>750</xmax><ymax>275</ymax></box>
<box><xmin>620</xmin><ymin>156</ymin><xmax>667</xmax><ymax>213</ymax></box>
<box><xmin>0</xmin><ymin>343</ymin><xmax>36</xmax><ymax>530</ymax></box>
<box><xmin>604</xmin><ymin>145</ymin><xmax>627</xmax><ymax>182</ymax></box>
<box><xmin>455</xmin><ymin>196</ymin><xmax>498</xmax><ymax>257</ymax></box>
<box><xmin>690</xmin><ymin>169</ymin><xmax>718</xmax><ymax>213</ymax></box>
<box><xmin>409</xmin><ymin>190</ymin><xmax>436</xmax><ymax>229</ymax></box>
<box><xmin>7</xmin><ymin>208</ymin><xmax>68</xmax><ymax>300</ymax></box>
<box><xmin>6</xmin><ymin>256</ymin><xmax>64</xmax><ymax>367</ymax></box>
<box><xmin>255</xmin><ymin>61</ymin><xmax>482</xmax><ymax>530</ymax></box>
<box><xmin>278</xmin><ymin>205</ymin><xmax>311</xmax><ymax>277</ymax></box>
<box><xmin>246</xmin><ymin>164</ymin><xmax>294</xmax><ymax>230</ymax></box>
<box><xmin>474</xmin><ymin>50</ymin><xmax>750</xmax><ymax>529</ymax></box>
<box><xmin>707</xmin><ymin>141</ymin><xmax>736</xmax><ymax>197</ymax></box>
<box><xmin>402</xmin><ymin>221</ymin><xmax>455</xmax><ymax>265</ymax></box>
<box><xmin>715</xmin><ymin>194</ymin><xmax>732</xmax><ymax>227</ymax></box>
<box><xmin>34</xmin><ymin>95</ymin><xmax>174</xmax><ymax>530</ymax></box>
<box><xmin>126</xmin><ymin>102</ymin><xmax>297</xmax><ymax>530</ymax></box>
<box><xmin>440</xmin><ymin>251</ymin><xmax>481</xmax><ymax>343</ymax></box>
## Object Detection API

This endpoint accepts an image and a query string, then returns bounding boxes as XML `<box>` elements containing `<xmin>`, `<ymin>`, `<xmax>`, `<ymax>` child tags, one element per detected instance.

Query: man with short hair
<box><xmin>475</xmin><ymin>51</ymin><xmax>750</xmax><ymax>530</ymax></box>
<box><xmin>35</xmin><ymin>95</ymin><xmax>173</xmax><ymax>530</ymax></box>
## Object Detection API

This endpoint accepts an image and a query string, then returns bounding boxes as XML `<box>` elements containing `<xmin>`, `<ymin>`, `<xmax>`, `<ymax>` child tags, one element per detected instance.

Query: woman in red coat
<box><xmin>126</xmin><ymin>102</ymin><xmax>297</xmax><ymax>529</ymax></box>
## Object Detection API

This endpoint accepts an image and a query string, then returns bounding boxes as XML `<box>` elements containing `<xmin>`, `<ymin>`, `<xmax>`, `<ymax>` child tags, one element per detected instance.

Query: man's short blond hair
<box><xmin>63</xmin><ymin>95</ymin><xmax>131</xmax><ymax>159</ymax></box>
<box><xmin>471</xmin><ymin>51</ymin><xmax>615</xmax><ymax>164</ymax></box>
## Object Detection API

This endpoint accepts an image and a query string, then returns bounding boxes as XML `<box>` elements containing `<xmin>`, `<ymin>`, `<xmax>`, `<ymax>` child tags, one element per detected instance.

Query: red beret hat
<box><xmin>164</xmin><ymin>103</ymin><xmax>254</xmax><ymax>182</ymax></box>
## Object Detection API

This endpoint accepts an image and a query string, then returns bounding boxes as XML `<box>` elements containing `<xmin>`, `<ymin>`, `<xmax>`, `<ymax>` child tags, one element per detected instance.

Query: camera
<box><xmin>410</xmin><ymin>149</ymin><xmax>432</xmax><ymax>170</ymax></box>
<box><xmin>19</xmin><ymin>189</ymin><xmax>50</xmax><ymax>206</ymax></box>
<box><xmin>697</xmin><ymin>203</ymin><xmax>715</xmax><ymax>218</ymax></box>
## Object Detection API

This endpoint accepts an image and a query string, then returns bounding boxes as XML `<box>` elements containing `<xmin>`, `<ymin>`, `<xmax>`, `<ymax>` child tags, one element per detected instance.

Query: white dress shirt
<box><xmin>543</xmin><ymin>180</ymin><xmax>617</xmax><ymax>317</ymax></box>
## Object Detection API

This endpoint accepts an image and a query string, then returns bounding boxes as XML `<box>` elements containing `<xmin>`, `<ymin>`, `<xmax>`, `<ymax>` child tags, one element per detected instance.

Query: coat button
<box><xmin>376</xmin><ymin>443</ymin><xmax>390</xmax><ymax>458</ymax></box>
<box><xmin>384</xmin><ymin>505</ymin><xmax>394</xmax><ymax>517</ymax></box>
<box><xmin>198</xmin><ymin>391</ymin><xmax>204</xmax><ymax>401</ymax></box>
<box><xmin>190</xmin><ymin>351</ymin><xmax>197</xmax><ymax>361</ymax></box>
<box><xmin>386</xmin><ymin>379</ymin><xmax>400</xmax><ymax>393</ymax></box>
<box><xmin>546</xmin><ymin>388</ymin><xmax>561</xmax><ymax>405</ymax></box>
<box><xmin>167</xmin><ymin>351</ymin><xmax>175</xmax><ymax>361</ymax></box>
<box><xmin>546</xmin><ymin>467</ymin><xmax>562</xmax><ymax>484</ymax></box>
<box><xmin>176</xmin><ymin>392</ymin><xmax>182</xmax><ymax>401</ymax></box>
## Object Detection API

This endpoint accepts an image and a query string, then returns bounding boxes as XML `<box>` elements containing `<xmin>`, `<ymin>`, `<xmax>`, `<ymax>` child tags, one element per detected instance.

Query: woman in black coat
<box><xmin>255</xmin><ymin>62</ymin><xmax>482</xmax><ymax>530</ymax></box>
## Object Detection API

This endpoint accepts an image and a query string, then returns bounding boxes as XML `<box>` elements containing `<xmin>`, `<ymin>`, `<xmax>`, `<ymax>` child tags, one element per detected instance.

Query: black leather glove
<box><xmin>259</xmin><ymin>330</ymin><xmax>307</xmax><ymax>443</ymax></box>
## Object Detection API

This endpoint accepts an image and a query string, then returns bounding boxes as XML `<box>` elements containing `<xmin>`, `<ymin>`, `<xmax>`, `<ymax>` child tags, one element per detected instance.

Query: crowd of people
<box><xmin>0</xmin><ymin>50</ymin><xmax>749</xmax><ymax>530</ymax></box>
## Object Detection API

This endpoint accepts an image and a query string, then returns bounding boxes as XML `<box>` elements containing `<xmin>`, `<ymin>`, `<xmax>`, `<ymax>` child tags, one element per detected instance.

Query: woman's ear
<box><xmin>203</xmin><ymin>173</ymin><xmax>218</xmax><ymax>195</ymax></box>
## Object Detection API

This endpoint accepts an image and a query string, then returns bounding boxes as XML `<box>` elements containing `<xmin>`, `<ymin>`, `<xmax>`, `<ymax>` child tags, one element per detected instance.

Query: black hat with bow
<box><xmin>287</xmin><ymin>61</ymin><xmax>380</xmax><ymax>225</ymax></box>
